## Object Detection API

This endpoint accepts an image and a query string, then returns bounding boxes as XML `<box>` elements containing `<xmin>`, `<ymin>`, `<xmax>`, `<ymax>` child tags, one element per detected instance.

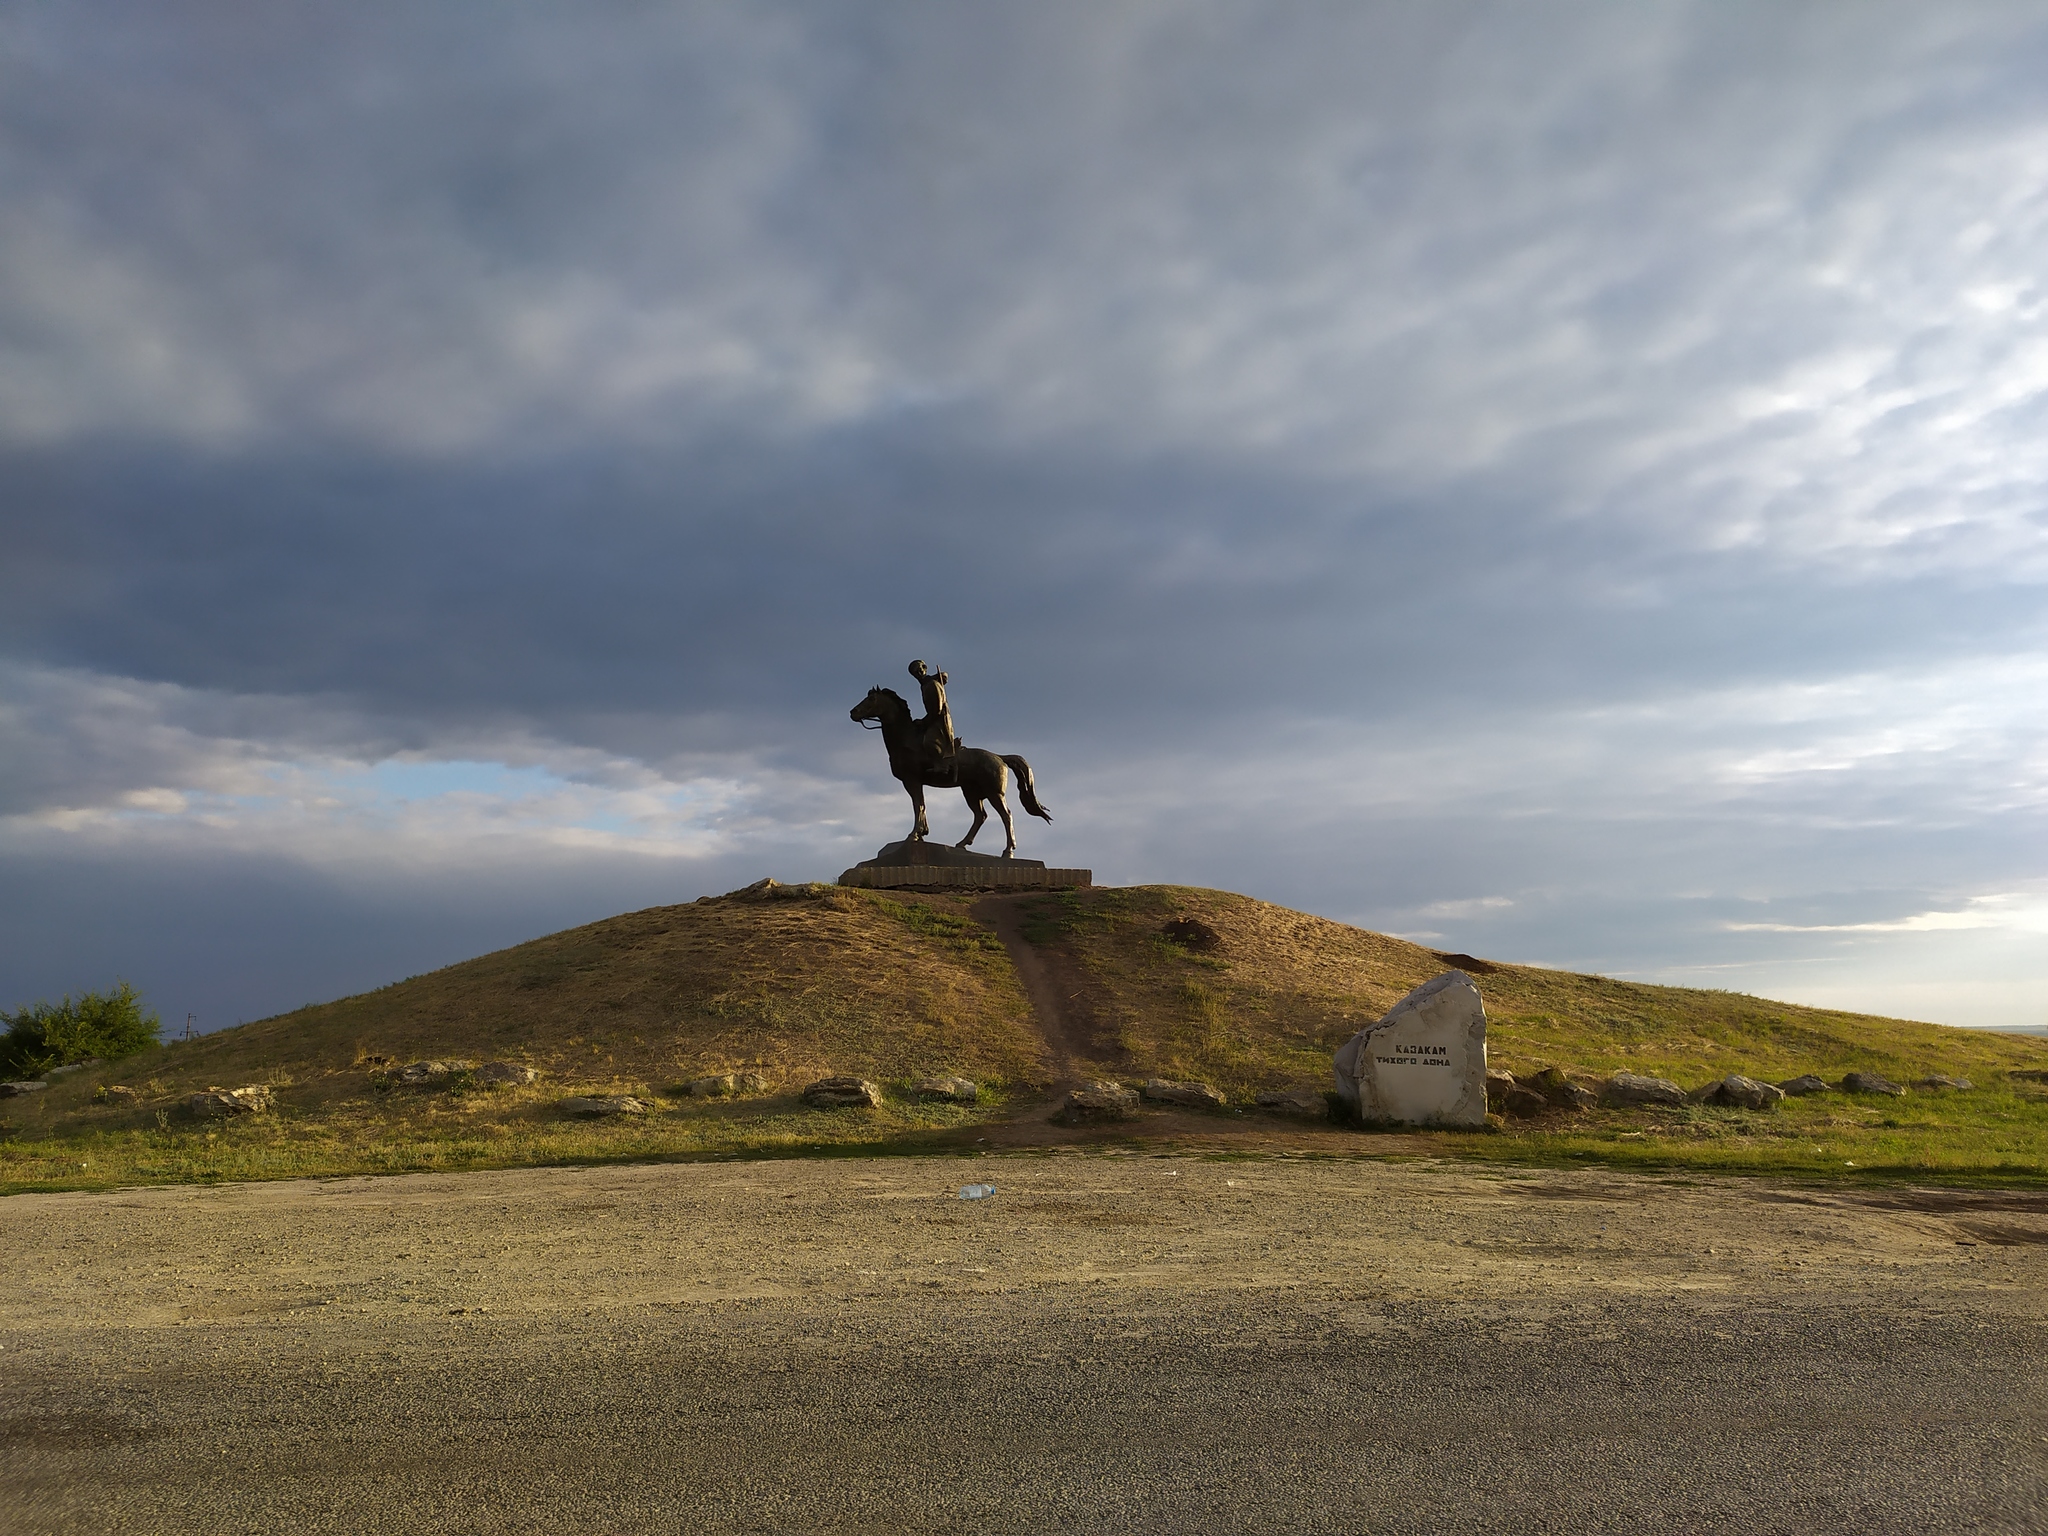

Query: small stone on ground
<box><xmin>185</xmin><ymin>1086</ymin><xmax>272</xmax><ymax>1118</ymax></box>
<box><xmin>1524</xmin><ymin>1066</ymin><xmax>1597</xmax><ymax>1109</ymax></box>
<box><xmin>1057</xmin><ymin>1081</ymin><xmax>1138</xmax><ymax>1123</ymax></box>
<box><xmin>559</xmin><ymin>1095</ymin><xmax>649</xmax><ymax>1118</ymax></box>
<box><xmin>802</xmin><ymin>1076</ymin><xmax>883</xmax><ymax>1109</ymax></box>
<box><xmin>1602</xmin><ymin>1071</ymin><xmax>1686</xmax><ymax>1108</ymax></box>
<box><xmin>1500</xmin><ymin>1085</ymin><xmax>1549</xmax><ymax>1118</ymax></box>
<box><xmin>1139</xmin><ymin>1078</ymin><xmax>1225</xmax><ymax>1109</ymax></box>
<box><xmin>1255</xmin><ymin>1088</ymin><xmax>1328</xmax><ymax>1118</ymax></box>
<box><xmin>392</xmin><ymin>1060</ymin><xmax>472</xmax><ymax>1086</ymax></box>
<box><xmin>1692</xmin><ymin>1074</ymin><xmax>1785</xmax><ymax>1110</ymax></box>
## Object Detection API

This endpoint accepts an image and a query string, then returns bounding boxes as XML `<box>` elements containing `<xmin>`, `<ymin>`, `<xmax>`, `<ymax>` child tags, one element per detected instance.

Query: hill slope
<box><xmin>5</xmin><ymin>882</ymin><xmax>2044</xmax><ymax>1192</ymax></box>
<box><xmin>1011</xmin><ymin>885</ymin><xmax>2047</xmax><ymax>1093</ymax></box>
<box><xmin>123</xmin><ymin>883</ymin><xmax>1049</xmax><ymax>1104</ymax></box>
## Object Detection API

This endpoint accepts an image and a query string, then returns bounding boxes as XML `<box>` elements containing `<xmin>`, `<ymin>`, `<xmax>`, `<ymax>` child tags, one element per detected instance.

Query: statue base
<box><xmin>838</xmin><ymin>840</ymin><xmax>1091</xmax><ymax>891</ymax></box>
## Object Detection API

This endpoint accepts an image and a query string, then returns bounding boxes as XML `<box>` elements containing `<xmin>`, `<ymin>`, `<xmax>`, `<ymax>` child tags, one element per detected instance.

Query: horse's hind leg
<box><xmin>993</xmin><ymin>790</ymin><xmax>1016</xmax><ymax>857</ymax></box>
<box><xmin>957</xmin><ymin>792</ymin><xmax>988</xmax><ymax>849</ymax></box>
<box><xmin>905</xmin><ymin>779</ymin><xmax>929</xmax><ymax>842</ymax></box>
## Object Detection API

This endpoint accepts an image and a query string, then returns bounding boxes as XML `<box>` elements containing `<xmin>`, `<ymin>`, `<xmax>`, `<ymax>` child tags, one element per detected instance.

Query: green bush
<box><xmin>0</xmin><ymin>983</ymin><xmax>161</xmax><ymax>1077</ymax></box>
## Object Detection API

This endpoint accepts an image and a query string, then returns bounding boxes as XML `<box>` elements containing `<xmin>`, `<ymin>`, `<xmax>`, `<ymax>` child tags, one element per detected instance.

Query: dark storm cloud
<box><xmin>3</xmin><ymin>2</ymin><xmax>2046</xmax><ymax>1027</ymax></box>
<box><xmin>6</xmin><ymin>431</ymin><xmax>2039</xmax><ymax>756</ymax></box>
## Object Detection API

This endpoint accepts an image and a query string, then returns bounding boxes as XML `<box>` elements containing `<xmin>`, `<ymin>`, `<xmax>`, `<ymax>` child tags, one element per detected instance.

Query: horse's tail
<box><xmin>1002</xmin><ymin>754</ymin><xmax>1053</xmax><ymax>822</ymax></box>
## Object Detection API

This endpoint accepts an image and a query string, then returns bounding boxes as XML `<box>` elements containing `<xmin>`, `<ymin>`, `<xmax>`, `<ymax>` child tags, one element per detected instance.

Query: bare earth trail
<box><xmin>4</xmin><ymin>1156</ymin><xmax>2045</xmax><ymax>1534</ymax></box>
<box><xmin>974</xmin><ymin>892</ymin><xmax>1093</xmax><ymax>1086</ymax></box>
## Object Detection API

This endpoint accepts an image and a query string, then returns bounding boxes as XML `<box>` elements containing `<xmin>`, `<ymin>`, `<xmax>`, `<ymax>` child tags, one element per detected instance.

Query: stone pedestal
<box><xmin>1332</xmin><ymin>971</ymin><xmax>1489</xmax><ymax>1129</ymax></box>
<box><xmin>837</xmin><ymin>840</ymin><xmax>1090</xmax><ymax>891</ymax></box>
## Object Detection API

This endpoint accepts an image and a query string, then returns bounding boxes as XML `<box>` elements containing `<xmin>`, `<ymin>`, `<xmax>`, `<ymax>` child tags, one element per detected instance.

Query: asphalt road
<box><xmin>4</xmin><ymin>1155</ymin><xmax>2044</xmax><ymax>1534</ymax></box>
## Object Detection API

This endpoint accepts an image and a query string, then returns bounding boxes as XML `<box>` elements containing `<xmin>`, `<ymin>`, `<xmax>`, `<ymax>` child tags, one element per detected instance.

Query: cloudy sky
<box><xmin>4</xmin><ymin>2</ymin><xmax>2045</xmax><ymax>1033</ymax></box>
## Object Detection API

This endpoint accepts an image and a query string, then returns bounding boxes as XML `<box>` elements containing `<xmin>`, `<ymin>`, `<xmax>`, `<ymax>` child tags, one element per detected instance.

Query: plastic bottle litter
<box><xmin>958</xmin><ymin>1183</ymin><xmax>996</xmax><ymax>1201</ymax></box>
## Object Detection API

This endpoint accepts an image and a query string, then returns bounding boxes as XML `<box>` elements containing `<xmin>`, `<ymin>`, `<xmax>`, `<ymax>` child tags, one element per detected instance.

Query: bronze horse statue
<box><xmin>849</xmin><ymin>686</ymin><xmax>1051</xmax><ymax>856</ymax></box>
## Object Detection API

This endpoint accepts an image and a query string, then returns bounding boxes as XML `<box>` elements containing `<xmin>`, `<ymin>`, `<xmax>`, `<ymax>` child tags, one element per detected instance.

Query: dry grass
<box><xmin>0</xmin><ymin>1088</ymin><xmax>997</xmax><ymax>1193</ymax></box>
<box><xmin>4</xmin><ymin>881</ymin><xmax>2044</xmax><ymax>1192</ymax></box>
<box><xmin>1018</xmin><ymin>884</ymin><xmax>2048</xmax><ymax>1095</ymax></box>
<box><xmin>0</xmin><ymin>885</ymin><xmax>1040</xmax><ymax>1175</ymax></box>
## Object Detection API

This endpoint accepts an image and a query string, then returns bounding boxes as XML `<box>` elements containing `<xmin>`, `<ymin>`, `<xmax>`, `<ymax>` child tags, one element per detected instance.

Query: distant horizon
<box><xmin>122</xmin><ymin>880</ymin><xmax>2047</xmax><ymax>1043</ymax></box>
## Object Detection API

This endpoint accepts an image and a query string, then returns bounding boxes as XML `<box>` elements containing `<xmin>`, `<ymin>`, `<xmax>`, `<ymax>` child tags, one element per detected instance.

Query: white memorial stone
<box><xmin>1331</xmin><ymin>971</ymin><xmax>1489</xmax><ymax>1128</ymax></box>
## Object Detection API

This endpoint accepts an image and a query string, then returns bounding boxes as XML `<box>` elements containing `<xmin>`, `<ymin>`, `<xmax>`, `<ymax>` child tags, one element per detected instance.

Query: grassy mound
<box><xmin>1016</xmin><ymin>885</ymin><xmax>2046</xmax><ymax>1093</ymax></box>
<box><xmin>3</xmin><ymin>881</ymin><xmax>2043</xmax><ymax>1192</ymax></box>
<box><xmin>1014</xmin><ymin>885</ymin><xmax>2048</xmax><ymax>1184</ymax></box>
<box><xmin>94</xmin><ymin>883</ymin><xmax>1043</xmax><ymax>1102</ymax></box>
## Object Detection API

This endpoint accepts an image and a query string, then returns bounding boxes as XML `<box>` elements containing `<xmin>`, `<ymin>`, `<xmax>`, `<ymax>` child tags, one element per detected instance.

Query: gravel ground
<box><xmin>3</xmin><ymin>1153</ymin><xmax>2044</xmax><ymax>1534</ymax></box>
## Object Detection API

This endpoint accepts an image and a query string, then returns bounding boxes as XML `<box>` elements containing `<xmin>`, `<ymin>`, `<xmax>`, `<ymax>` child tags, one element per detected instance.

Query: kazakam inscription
<box><xmin>1332</xmin><ymin>971</ymin><xmax>1489</xmax><ymax>1128</ymax></box>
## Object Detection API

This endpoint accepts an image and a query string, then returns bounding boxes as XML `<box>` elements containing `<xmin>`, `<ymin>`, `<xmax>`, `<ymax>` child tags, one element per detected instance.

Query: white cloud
<box><xmin>1725</xmin><ymin>890</ymin><xmax>2048</xmax><ymax>936</ymax></box>
<box><xmin>0</xmin><ymin>662</ymin><xmax>886</xmax><ymax>874</ymax></box>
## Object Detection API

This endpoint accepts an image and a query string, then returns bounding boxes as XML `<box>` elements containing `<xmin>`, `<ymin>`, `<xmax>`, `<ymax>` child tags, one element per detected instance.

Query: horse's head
<box><xmin>849</xmin><ymin>686</ymin><xmax>906</xmax><ymax>726</ymax></box>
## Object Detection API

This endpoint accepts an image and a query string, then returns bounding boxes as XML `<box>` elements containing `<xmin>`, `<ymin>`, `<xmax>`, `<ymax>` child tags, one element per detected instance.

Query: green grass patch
<box><xmin>0</xmin><ymin>1085</ymin><xmax>1014</xmax><ymax>1195</ymax></box>
<box><xmin>4</xmin><ymin>881</ymin><xmax>2041</xmax><ymax>1193</ymax></box>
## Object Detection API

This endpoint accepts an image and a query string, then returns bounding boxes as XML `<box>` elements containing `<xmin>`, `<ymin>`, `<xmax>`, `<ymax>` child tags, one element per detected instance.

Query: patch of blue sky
<box><xmin>353</xmin><ymin>759</ymin><xmax>563</xmax><ymax>802</ymax></box>
<box><xmin>345</xmin><ymin>758</ymin><xmax>706</xmax><ymax>836</ymax></box>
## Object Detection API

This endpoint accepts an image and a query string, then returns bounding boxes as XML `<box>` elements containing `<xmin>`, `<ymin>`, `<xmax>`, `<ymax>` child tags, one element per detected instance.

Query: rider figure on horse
<box><xmin>908</xmin><ymin>659</ymin><xmax>961</xmax><ymax>777</ymax></box>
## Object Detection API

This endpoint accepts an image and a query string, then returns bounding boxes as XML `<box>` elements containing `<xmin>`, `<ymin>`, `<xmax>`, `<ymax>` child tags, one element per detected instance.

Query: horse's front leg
<box><xmin>904</xmin><ymin>778</ymin><xmax>929</xmax><ymax>842</ymax></box>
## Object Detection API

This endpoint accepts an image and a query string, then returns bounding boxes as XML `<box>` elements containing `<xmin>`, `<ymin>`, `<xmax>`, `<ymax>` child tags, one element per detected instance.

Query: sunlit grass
<box><xmin>1438</xmin><ymin>1083</ymin><xmax>2048</xmax><ymax>1185</ymax></box>
<box><xmin>0</xmin><ymin>1085</ymin><xmax>1009</xmax><ymax>1195</ymax></box>
<box><xmin>4</xmin><ymin>882</ymin><xmax>2042</xmax><ymax>1194</ymax></box>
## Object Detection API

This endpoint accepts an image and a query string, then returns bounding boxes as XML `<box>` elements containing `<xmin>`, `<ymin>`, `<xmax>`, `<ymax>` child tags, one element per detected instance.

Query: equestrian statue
<box><xmin>849</xmin><ymin>660</ymin><xmax>1052</xmax><ymax>857</ymax></box>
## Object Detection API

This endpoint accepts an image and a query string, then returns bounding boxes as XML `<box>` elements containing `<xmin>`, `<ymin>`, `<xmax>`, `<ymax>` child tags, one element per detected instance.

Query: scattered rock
<box><xmin>1777</xmin><ymin>1074</ymin><xmax>1830</xmax><ymax>1096</ymax></box>
<box><xmin>93</xmin><ymin>1085</ymin><xmax>140</xmax><ymax>1105</ymax></box>
<box><xmin>1693</xmin><ymin>1074</ymin><xmax>1785</xmax><ymax>1110</ymax></box>
<box><xmin>802</xmin><ymin>1076</ymin><xmax>883</xmax><ymax>1109</ymax></box>
<box><xmin>915</xmin><ymin>1076</ymin><xmax>979</xmax><ymax>1103</ymax></box>
<box><xmin>1601</xmin><ymin>1072</ymin><xmax>1686</xmax><ymax>1108</ymax></box>
<box><xmin>0</xmin><ymin>1081</ymin><xmax>48</xmax><ymax>1097</ymax></box>
<box><xmin>1056</xmin><ymin>1081</ymin><xmax>1138</xmax><ymax>1123</ymax></box>
<box><xmin>185</xmin><ymin>1085</ymin><xmax>272</xmax><ymax>1118</ymax></box>
<box><xmin>44</xmin><ymin>1059</ymin><xmax>103</xmax><ymax>1079</ymax></box>
<box><xmin>1255</xmin><ymin>1088</ymin><xmax>1328</xmax><ymax>1119</ymax></box>
<box><xmin>1139</xmin><ymin>1078</ymin><xmax>1226</xmax><ymax>1109</ymax></box>
<box><xmin>1499</xmin><ymin>1085</ymin><xmax>1550</xmax><ymax>1119</ymax></box>
<box><xmin>1840</xmin><ymin>1070</ymin><xmax>1904</xmax><ymax>1097</ymax></box>
<box><xmin>1913</xmin><ymin>1074</ymin><xmax>1972</xmax><ymax>1091</ymax></box>
<box><xmin>1486</xmin><ymin>1070</ymin><xmax>1548</xmax><ymax>1117</ymax></box>
<box><xmin>723</xmin><ymin>878</ymin><xmax>835</xmax><ymax>902</ymax></box>
<box><xmin>474</xmin><ymin>1061</ymin><xmax>538</xmax><ymax>1087</ymax></box>
<box><xmin>390</xmin><ymin>1060</ymin><xmax>472</xmax><ymax>1087</ymax></box>
<box><xmin>1161</xmin><ymin>917</ymin><xmax>1222</xmax><ymax>952</ymax></box>
<box><xmin>559</xmin><ymin>1095</ymin><xmax>649</xmax><ymax>1118</ymax></box>
<box><xmin>688</xmin><ymin>1070</ymin><xmax>775</xmax><ymax>1097</ymax></box>
<box><xmin>1523</xmin><ymin>1066</ymin><xmax>1597</xmax><ymax>1109</ymax></box>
